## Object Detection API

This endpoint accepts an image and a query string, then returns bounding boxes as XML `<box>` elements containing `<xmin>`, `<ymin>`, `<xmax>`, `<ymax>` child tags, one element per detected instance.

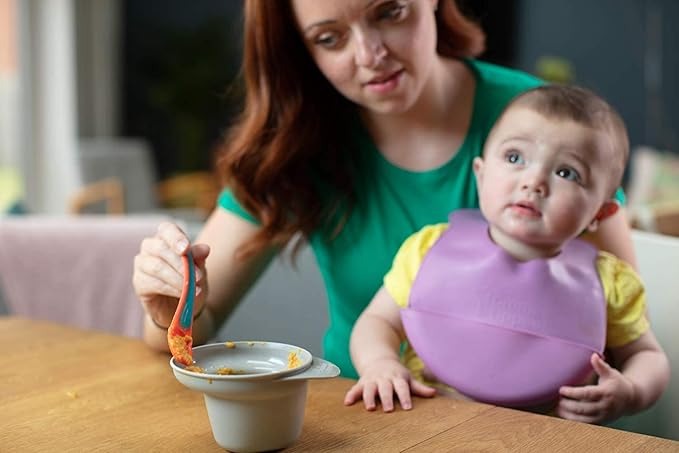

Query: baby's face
<box><xmin>473</xmin><ymin>107</ymin><xmax>618</xmax><ymax>257</ymax></box>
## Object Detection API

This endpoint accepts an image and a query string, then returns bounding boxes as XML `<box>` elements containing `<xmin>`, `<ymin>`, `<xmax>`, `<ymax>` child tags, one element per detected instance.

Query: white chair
<box><xmin>608</xmin><ymin>229</ymin><xmax>679</xmax><ymax>440</ymax></box>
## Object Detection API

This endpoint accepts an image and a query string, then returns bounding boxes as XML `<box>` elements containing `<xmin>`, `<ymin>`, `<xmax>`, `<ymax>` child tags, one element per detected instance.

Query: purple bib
<box><xmin>401</xmin><ymin>210</ymin><xmax>606</xmax><ymax>407</ymax></box>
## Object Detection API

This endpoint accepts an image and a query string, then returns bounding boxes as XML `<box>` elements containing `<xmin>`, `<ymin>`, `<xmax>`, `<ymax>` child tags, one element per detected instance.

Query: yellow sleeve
<box><xmin>383</xmin><ymin>224</ymin><xmax>448</xmax><ymax>308</ymax></box>
<box><xmin>596</xmin><ymin>252</ymin><xmax>650</xmax><ymax>348</ymax></box>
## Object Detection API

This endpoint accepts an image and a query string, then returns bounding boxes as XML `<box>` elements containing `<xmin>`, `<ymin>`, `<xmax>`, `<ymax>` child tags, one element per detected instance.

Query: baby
<box><xmin>344</xmin><ymin>85</ymin><xmax>670</xmax><ymax>424</ymax></box>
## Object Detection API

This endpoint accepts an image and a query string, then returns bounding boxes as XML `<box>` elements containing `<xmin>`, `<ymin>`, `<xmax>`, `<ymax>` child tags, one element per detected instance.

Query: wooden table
<box><xmin>2</xmin><ymin>316</ymin><xmax>677</xmax><ymax>452</ymax></box>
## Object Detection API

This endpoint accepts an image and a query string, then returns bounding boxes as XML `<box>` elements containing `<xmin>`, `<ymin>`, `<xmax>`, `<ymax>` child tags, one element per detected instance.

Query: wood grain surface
<box><xmin>1</xmin><ymin>316</ymin><xmax>677</xmax><ymax>452</ymax></box>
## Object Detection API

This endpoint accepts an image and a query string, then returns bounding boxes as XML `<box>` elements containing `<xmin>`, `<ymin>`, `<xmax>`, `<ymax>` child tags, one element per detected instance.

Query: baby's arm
<box><xmin>556</xmin><ymin>330</ymin><xmax>670</xmax><ymax>424</ymax></box>
<box><xmin>344</xmin><ymin>286</ymin><xmax>436</xmax><ymax>412</ymax></box>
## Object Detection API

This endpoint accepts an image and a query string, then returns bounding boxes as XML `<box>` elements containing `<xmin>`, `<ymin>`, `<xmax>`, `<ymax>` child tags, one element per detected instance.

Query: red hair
<box><xmin>216</xmin><ymin>0</ymin><xmax>485</xmax><ymax>257</ymax></box>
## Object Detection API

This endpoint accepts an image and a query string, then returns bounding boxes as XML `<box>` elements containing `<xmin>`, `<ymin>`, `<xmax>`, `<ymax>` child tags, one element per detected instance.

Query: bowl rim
<box><xmin>170</xmin><ymin>340</ymin><xmax>314</xmax><ymax>381</ymax></box>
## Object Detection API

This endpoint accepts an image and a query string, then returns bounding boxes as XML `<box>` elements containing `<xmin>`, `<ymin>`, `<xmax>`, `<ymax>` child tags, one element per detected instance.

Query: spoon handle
<box><xmin>178</xmin><ymin>250</ymin><xmax>196</xmax><ymax>329</ymax></box>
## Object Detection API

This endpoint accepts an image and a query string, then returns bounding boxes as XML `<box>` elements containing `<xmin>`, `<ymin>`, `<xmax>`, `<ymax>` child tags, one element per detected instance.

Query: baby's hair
<box><xmin>497</xmin><ymin>85</ymin><xmax>630</xmax><ymax>196</ymax></box>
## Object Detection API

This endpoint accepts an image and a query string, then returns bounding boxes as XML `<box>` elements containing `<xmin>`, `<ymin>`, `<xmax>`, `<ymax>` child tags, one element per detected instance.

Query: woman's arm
<box><xmin>195</xmin><ymin>208</ymin><xmax>277</xmax><ymax>328</ymax></box>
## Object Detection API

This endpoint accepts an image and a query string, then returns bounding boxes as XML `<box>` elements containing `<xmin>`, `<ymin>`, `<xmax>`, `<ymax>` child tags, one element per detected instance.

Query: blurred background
<box><xmin>1</xmin><ymin>0</ymin><xmax>678</xmax><ymax>223</ymax></box>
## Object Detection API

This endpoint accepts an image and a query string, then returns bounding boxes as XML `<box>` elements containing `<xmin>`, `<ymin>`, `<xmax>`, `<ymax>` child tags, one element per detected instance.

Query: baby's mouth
<box><xmin>511</xmin><ymin>202</ymin><xmax>542</xmax><ymax>217</ymax></box>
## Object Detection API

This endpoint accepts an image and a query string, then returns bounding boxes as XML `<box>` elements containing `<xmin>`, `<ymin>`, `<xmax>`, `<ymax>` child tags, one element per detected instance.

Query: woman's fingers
<box><xmin>191</xmin><ymin>243</ymin><xmax>210</xmax><ymax>284</ymax></box>
<box><xmin>156</xmin><ymin>222</ymin><xmax>191</xmax><ymax>253</ymax></box>
<box><xmin>134</xmin><ymin>251</ymin><xmax>183</xmax><ymax>294</ymax></box>
<box><xmin>140</xmin><ymin>234</ymin><xmax>184</xmax><ymax>272</ymax></box>
<box><xmin>133</xmin><ymin>260</ymin><xmax>183</xmax><ymax>299</ymax></box>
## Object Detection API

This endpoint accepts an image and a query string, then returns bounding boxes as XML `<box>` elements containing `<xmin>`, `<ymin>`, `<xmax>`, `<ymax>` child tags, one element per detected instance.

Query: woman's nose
<box><xmin>354</xmin><ymin>29</ymin><xmax>387</xmax><ymax>68</ymax></box>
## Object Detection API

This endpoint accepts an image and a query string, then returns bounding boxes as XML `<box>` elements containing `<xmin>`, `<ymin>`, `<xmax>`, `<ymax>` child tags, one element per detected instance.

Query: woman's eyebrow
<box><xmin>303</xmin><ymin>20</ymin><xmax>336</xmax><ymax>34</ymax></box>
<box><xmin>302</xmin><ymin>0</ymin><xmax>382</xmax><ymax>33</ymax></box>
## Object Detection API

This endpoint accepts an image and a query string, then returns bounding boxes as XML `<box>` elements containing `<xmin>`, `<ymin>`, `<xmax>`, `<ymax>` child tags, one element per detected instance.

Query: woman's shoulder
<box><xmin>463</xmin><ymin>59</ymin><xmax>544</xmax><ymax>132</ymax></box>
<box><xmin>466</xmin><ymin>59</ymin><xmax>544</xmax><ymax>92</ymax></box>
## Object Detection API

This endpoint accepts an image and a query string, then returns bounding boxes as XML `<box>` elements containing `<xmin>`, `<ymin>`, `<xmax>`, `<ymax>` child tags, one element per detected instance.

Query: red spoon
<box><xmin>167</xmin><ymin>250</ymin><xmax>197</xmax><ymax>366</ymax></box>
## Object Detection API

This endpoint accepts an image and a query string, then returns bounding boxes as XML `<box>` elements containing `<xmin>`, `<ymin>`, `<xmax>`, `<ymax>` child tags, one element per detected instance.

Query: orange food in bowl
<box><xmin>287</xmin><ymin>351</ymin><xmax>301</xmax><ymax>369</ymax></box>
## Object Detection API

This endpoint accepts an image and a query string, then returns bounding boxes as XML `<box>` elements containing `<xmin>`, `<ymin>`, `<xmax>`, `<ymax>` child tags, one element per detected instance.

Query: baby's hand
<box><xmin>555</xmin><ymin>353</ymin><xmax>635</xmax><ymax>424</ymax></box>
<box><xmin>343</xmin><ymin>358</ymin><xmax>436</xmax><ymax>412</ymax></box>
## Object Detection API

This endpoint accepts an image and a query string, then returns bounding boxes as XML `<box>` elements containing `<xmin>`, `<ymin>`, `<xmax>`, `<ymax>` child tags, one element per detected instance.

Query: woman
<box><xmin>133</xmin><ymin>0</ymin><xmax>636</xmax><ymax>380</ymax></box>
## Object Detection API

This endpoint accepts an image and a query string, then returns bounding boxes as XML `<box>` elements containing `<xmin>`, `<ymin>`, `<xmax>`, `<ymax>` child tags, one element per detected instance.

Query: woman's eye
<box><xmin>556</xmin><ymin>167</ymin><xmax>581</xmax><ymax>182</ymax></box>
<box><xmin>505</xmin><ymin>152</ymin><xmax>524</xmax><ymax>165</ymax></box>
<box><xmin>375</xmin><ymin>1</ymin><xmax>408</xmax><ymax>21</ymax></box>
<box><xmin>315</xmin><ymin>32</ymin><xmax>340</xmax><ymax>48</ymax></box>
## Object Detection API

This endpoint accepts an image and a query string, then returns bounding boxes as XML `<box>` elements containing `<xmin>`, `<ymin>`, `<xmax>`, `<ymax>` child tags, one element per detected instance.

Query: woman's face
<box><xmin>291</xmin><ymin>0</ymin><xmax>439</xmax><ymax>114</ymax></box>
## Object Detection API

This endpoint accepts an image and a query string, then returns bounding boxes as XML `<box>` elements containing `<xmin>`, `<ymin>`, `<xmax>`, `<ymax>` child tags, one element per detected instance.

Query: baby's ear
<box><xmin>472</xmin><ymin>157</ymin><xmax>484</xmax><ymax>182</ymax></box>
<box><xmin>586</xmin><ymin>200</ymin><xmax>620</xmax><ymax>232</ymax></box>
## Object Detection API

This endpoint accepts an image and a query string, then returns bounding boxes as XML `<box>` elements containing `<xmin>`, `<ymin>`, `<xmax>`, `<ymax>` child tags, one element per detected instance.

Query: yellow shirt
<box><xmin>385</xmin><ymin>224</ymin><xmax>649</xmax><ymax>380</ymax></box>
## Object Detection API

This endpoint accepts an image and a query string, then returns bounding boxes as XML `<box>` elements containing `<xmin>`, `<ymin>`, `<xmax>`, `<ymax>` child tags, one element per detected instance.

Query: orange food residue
<box><xmin>287</xmin><ymin>351</ymin><xmax>301</xmax><ymax>369</ymax></box>
<box><xmin>169</xmin><ymin>334</ymin><xmax>193</xmax><ymax>365</ymax></box>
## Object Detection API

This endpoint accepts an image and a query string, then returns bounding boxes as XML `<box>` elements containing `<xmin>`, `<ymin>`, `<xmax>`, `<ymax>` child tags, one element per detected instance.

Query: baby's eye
<box><xmin>556</xmin><ymin>167</ymin><xmax>581</xmax><ymax>182</ymax></box>
<box><xmin>375</xmin><ymin>1</ymin><xmax>409</xmax><ymax>22</ymax></box>
<box><xmin>505</xmin><ymin>152</ymin><xmax>524</xmax><ymax>165</ymax></box>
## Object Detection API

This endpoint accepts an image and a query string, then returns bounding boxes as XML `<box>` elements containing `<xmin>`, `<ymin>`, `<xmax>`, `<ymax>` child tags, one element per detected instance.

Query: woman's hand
<box><xmin>133</xmin><ymin>222</ymin><xmax>210</xmax><ymax>326</ymax></box>
<box><xmin>555</xmin><ymin>353</ymin><xmax>635</xmax><ymax>424</ymax></box>
<box><xmin>343</xmin><ymin>358</ymin><xmax>436</xmax><ymax>412</ymax></box>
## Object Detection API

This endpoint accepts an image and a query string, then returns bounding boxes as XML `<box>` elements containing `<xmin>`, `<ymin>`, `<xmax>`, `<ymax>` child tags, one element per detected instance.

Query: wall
<box><xmin>515</xmin><ymin>0</ymin><xmax>678</xmax><ymax>155</ymax></box>
<box><xmin>217</xmin><ymin>246</ymin><xmax>329</xmax><ymax>357</ymax></box>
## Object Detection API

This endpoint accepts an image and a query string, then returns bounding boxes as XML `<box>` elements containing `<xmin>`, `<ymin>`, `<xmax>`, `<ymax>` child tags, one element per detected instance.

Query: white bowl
<box><xmin>171</xmin><ymin>341</ymin><xmax>339</xmax><ymax>452</ymax></box>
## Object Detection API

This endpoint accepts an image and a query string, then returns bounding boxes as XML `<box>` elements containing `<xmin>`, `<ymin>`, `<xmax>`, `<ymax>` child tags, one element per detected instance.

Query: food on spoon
<box><xmin>167</xmin><ymin>252</ymin><xmax>197</xmax><ymax>366</ymax></box>
<box><xmin>169</xmin><ymin>333</ymin><xmax>193</xmax><ymax>366</ymax></box>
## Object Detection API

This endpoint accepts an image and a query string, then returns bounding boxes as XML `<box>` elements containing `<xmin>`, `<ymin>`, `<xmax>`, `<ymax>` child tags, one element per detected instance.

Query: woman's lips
<box><xmin>364</xmin><ymin>69</ymin><xmax>404</xmax><ymax>94</ymax></box>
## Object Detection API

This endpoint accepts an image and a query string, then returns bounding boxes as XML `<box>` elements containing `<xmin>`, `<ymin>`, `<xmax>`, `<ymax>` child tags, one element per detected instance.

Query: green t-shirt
<box><xmin>219</xmin><ymin>60</ymin><xmax>616</xmax><ymax>378</ymax></box>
